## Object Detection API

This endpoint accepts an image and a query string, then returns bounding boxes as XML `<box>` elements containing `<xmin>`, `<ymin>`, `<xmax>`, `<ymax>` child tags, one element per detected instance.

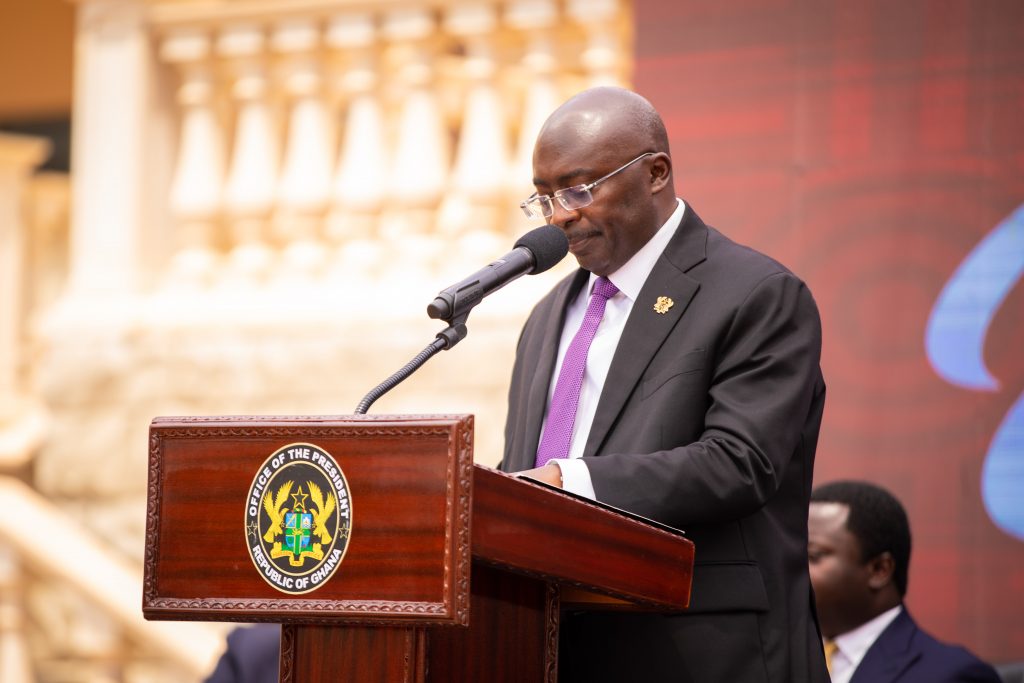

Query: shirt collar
<box><xmin>586</xmin><ymin>198</ymin><xmax>685</xmax><ymax>300</ymax></box>
<box><xmin>832</xmin><ymin>604</ymin><xmax>903</xmax><ymax>666</ymax></box>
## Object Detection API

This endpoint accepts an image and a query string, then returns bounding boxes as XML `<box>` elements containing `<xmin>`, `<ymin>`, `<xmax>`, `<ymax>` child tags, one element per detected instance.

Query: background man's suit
<box><xmin>850</xmin><ymin>610</ymin><xmax>1001</xmax><ymax>683</ymax></box>
<box><xmin>502</xmin><ymin>204</ymin><xmax>829</xmax><ymax>682</ymax></box>
<box><xmin>204</xmin><ymin>625</ymin><xmax>280</xmax><ymax>683</ymax></box>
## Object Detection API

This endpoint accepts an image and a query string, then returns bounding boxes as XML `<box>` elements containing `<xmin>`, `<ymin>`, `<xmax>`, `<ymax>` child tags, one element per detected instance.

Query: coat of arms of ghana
<box><xmin>262</xmin><ymin>480</ymin><xmax>337</xmax><ymax>565</ymax></box>
<box><xmin>245</xmin><ymin>443</ymin><xmax>351</xmax><ymax>594</ymax></box>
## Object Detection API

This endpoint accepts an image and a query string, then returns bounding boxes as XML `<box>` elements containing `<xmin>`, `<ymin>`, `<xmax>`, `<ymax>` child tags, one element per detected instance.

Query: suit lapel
<box><xmin>519</xmin><ymin>270</ymin><xmax>589</xmax><ymax>467</ymax></box>
<box><xmin>583</xmin><ymin>206</ymin><xmax>708</xmax><ymax>459</ymax></box>
<box><xmin>849</xmin><ymin>609</ymin><xmax>920</xmax><ymax>683</ymax></box>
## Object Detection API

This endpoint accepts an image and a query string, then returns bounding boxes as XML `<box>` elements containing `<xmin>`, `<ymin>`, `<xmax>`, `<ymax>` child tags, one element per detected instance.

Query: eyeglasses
<box><xmin>519</xmin><ymin>152</ymin><xmax>655</xmax><ymax>219</ymax></box>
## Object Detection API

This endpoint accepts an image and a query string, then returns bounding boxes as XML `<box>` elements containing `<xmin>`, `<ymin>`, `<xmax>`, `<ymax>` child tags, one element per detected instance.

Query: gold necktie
<box><xmin>823</xmin><ymin>639</ymin><xmax>839</xmax><ymax>674</ymax></box>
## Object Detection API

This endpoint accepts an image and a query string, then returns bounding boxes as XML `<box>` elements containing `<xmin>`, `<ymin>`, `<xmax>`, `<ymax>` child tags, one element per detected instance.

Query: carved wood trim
<box><xmin>545</xmin><ymin>583</ymin><xmax>560</xmax><ymax>683</ymax></box>
<box><xmin>279</xmin><ymin>624</ymin><xmax>295</xmax><ymax>683</ymax></box>
<box><xmin>447</xmin><ymin>414</ymin><xmax>474</xmax><ymax>626</ymax></box>
<box><xmin>143</xmin><ymin>431</ymin><xmax>165</xmax><ymax>607</ymax></box>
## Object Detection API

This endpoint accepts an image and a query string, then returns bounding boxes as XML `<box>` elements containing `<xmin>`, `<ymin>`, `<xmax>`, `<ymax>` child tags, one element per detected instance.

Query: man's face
<box><xmin>807</xmin><ymin>502</ymin><xmax>874</xmax><ymax>639</ymax></box>
<box><xmin>531</xmin><ymin>139</ymin><xmax>659</xmax><ymax>277</ymax></box>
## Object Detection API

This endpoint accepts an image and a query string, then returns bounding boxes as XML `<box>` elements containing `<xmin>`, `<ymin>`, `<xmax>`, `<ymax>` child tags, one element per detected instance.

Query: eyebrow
<box><xmin>533</xmin><ymin>167</ymin><xmax>596</xmax><ymax>188</ymax></box>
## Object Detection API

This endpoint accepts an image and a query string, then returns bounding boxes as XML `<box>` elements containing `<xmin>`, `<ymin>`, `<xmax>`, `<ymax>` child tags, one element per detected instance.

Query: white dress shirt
<box><xmin>548</xmin><ymin>198</ymin><xmax>686</xmax><ymax>498</ymax></box>
<box><xmin>827</xmin><ymin>605</ymin><xmax>903</xmax><ymax>683</ymax></box>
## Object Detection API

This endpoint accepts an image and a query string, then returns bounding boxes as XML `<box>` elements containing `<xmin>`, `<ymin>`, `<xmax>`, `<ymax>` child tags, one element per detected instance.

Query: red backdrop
<box><xmin>634</xmin><ymin>0</ymin><xmax>1024</xmax><ymax>663</ymax></box>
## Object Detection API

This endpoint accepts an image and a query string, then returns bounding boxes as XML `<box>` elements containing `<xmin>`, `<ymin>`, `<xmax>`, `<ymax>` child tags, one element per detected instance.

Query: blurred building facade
<box><xmin>1</xmin><ymin>0</ymin><xmax>633</xmax><ymax>681</ymax></box>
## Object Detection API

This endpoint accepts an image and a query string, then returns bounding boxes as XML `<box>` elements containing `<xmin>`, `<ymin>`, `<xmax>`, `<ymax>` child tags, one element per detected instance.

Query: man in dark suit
<box><xmin>808</xmin><ymin>481</ymin><xmax>1001</xmax><ymax>683</ymax></box>
<box><xmin>204</xmin><ymin>624</ymin><xmax>280</xmax><ymax>683</ymax></box>
<box><xmin>501</xmin><ymin>86</ymin><xmax>829</xmax><ymax>681</ymax></box>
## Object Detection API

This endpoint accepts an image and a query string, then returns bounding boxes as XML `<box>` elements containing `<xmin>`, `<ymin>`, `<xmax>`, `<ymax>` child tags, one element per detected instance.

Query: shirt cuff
<box><xmin>550</xmin><ymin>458</ymin><xmax>596</xmax><ymax>500</ymax></box>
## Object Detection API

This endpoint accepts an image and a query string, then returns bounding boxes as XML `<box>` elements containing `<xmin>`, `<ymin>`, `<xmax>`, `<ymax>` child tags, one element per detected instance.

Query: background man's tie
<box><xmin>823</xmin><ymin>639</ymin><xmax>838</xmax><ymax>674</ymax></box>
<box><xmin>535</xmin><ymin>276</ymin><xmax>619</xmax><ymax>467</ymax></box>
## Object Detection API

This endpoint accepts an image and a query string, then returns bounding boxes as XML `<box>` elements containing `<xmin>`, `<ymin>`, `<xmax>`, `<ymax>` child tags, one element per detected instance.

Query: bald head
<box><xmin>536</xmin><ymin>87</ymin><xmax>671</xmax><ymax>162</ymax></box>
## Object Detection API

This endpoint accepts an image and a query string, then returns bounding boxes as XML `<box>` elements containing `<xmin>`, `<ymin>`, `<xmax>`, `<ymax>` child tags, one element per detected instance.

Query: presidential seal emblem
<box><xmin>245</xmin><ymin>443</ymin><xmax>352</xmax><ymax>594</ymax></box>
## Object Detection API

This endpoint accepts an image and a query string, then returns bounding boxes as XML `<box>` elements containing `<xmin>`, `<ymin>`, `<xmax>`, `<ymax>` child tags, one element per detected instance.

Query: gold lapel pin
<box><xmin>654</xmin><ymin>296</ymin><xmax>674</xmax><ymax>314</ymax></box>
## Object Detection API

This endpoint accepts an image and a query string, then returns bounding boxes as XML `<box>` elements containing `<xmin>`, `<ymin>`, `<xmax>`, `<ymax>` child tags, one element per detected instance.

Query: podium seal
<box><xmin>244</xmin><ymin>442</ymin><xmax>352</xmax><ymax>594</ymax></box>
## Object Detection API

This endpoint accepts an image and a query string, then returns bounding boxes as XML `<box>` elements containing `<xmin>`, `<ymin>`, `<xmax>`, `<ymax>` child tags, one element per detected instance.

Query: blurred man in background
<box><xmin>204</xmin><ymin>624</ymin><xmax>279</xmax><ymax>683</ymax></box>
<box><xmin>809</xmin><ymin>480</ymin><xmax>1001</xmax><ymax>683</ymax></box>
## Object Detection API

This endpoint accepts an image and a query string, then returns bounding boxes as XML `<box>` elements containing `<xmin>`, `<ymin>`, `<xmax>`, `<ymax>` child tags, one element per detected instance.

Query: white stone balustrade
<box><xmin>326</xmin><ymin>12</ymin><xmax>384</xmax><ymax>245</ymax></box>
<box><xmin>220</xmin><ymin>23</ymin><xmax>278</xmax><ymax>285</ymax></box>
<box><xmin>381</xmin><ymin>6</ymin><xmax>449</xmax><ymax>270</ymax></box>
<box><xmin>141</xmin><ymin>0</ymin><xmax>632</xmax><ymax>291</ymax></box>
<box><xmin>274</xmin><ymin>19</ymin><xmax>335</xmax><ymax>278</ymax></box>
<box><xmin>163</xmin><ymin>28</ymin><xmax>225</xmax><ymax>288</ymax></box>
<box><xmin>506</xmin><ymin>0</ymin><xmax>562</xmax><ymax>226</ymax></box>
<box><xmin>438</xmin><ymin>3</ymin><xmax>507</xmax><ymax>264</ymax></box>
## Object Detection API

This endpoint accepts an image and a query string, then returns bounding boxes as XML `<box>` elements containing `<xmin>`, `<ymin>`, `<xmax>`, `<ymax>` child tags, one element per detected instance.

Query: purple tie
<box><xmin>535</xmin><ymin>276</ymin><xmax>619</xmax><ymax>467</ymax></box>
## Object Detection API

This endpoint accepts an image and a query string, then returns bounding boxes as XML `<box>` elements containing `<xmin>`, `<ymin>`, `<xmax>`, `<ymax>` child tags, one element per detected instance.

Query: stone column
<box><xmin>67</xmin><ymin>0</ymin><xmax>150</xmax><ymax>298</ymax></box>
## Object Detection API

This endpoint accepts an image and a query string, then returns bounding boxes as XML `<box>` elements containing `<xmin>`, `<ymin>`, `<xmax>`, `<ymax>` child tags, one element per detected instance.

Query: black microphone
<box><xmin>427</xmin><ymin>224</ymin><xmax>569</xmax><ymax>322</ymax></box>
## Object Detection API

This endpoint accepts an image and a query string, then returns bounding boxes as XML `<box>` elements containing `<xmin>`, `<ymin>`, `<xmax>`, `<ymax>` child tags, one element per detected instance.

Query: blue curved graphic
<box><xmin>925</xmin><ymin>204</ymin><xmax>1024</xmax><ymax>390</ymax></box>
<box><xmin>925</xmin><ymin>204</ymin><xmax>1024</xmax><ymax>541</ymax></box>
<box><xmin>982</xmin><ymin>392</ymin><xmax>1024</xmax><ymax>539</ymax></box>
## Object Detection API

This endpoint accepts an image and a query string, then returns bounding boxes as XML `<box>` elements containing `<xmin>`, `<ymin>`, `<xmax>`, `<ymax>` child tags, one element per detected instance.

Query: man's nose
<box><xmin>549</xmin><ymin>201</ymin><xmax>579</xmax><ymax>228</ymax></box>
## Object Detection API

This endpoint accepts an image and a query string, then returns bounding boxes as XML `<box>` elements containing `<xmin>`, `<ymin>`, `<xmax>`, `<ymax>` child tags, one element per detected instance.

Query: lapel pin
<box><xmin>654</xmin><ymin>296</ymin><xmax>674</xmax><ymax>314</ymax></box>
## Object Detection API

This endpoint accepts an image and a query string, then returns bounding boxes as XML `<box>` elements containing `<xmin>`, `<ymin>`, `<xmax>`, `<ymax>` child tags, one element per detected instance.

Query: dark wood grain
<box><xmin>426</xmin><ymin>564</ymin><xmax>554</xmax><ymax>682</ymax></box>
<box><xmin>282</xmin><ymin>624</ymin><xmax>426</xmax><ymax>683</ymax></box>
<box><xmin>472</xmin><ymin>466</ymin><xmax>693</xmax><ymax>610</ymax></box>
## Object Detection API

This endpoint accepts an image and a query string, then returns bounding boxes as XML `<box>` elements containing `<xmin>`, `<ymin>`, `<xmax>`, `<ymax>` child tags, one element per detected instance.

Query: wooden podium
<box><xmin>143</xmin><ymin>414</ymin><xmax>694</xmax><ymax>682</ymax></box>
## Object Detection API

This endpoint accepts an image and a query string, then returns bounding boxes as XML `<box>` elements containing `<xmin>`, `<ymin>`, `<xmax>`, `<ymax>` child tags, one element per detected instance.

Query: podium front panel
<box><xmin>143</xmin><ymin>415</ymin><xmax>473</xmax><ymax>626</ymax></box>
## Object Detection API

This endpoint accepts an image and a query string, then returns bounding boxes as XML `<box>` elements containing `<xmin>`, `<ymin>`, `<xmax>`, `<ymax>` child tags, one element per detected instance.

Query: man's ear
<box><xmin>649</xmin><ymin>152</ymin><xmax>672</xmax><ymax>194</ymax></box>
<box><xmin>866</xmin><ymin>551</ymin><xmax>896</xmax><ymax>591</ymax></box>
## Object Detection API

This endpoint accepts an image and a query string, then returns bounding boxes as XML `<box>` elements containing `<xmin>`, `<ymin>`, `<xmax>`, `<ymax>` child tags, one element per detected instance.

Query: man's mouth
<box><xmin>566</xmin><ymin>230</ymin><xmax>600</xmax><ymax>249</ymax></box>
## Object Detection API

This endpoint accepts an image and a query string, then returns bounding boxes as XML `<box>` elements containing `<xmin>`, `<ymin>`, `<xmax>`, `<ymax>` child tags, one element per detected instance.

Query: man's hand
<box><xmin>516</xmin><ymin>462</ymin><xmax>563</xmax><ymax>488</ymax></box>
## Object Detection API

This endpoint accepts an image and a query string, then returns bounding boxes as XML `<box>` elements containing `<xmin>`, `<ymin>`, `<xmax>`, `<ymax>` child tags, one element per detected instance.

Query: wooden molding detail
<box><xmin>143</xmin><ymin>430</ymin><xmax>166</xmax><ymax>611</ymax></box>
<box><xmin>279</xmin><ymin>625</ymin><xmax>295</xmax><ymax>683</ymax></box>
<box><xmin>450</xmin><ymin>415</ymin><xmax>474</xmax><ymax>626</ymax></box>
<box><xmin>545</xmin><ymin>582</ymin><xmax>560</xmax><ymax>683</ymax></box>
